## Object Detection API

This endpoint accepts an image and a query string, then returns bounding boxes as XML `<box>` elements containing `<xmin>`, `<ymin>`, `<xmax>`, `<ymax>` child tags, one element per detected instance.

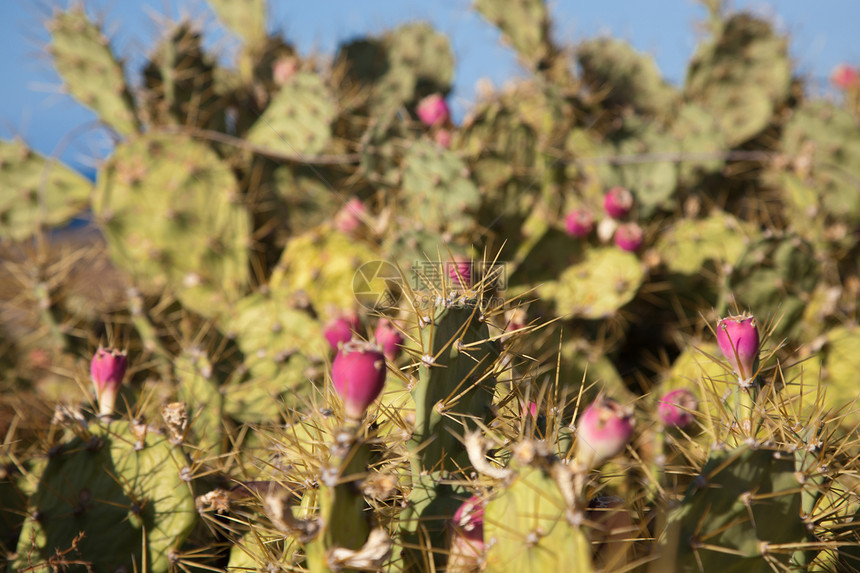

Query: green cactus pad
<box><xmin>685</xmin><ymin>13</ymin><xmax>790</xmax><ymax>146</ymax></box>
<box><xmin>385</xmin><ymin>22</ymin><xmax>455</xmax><ymax>100</ymax></box>
<box><xmin>474</xmin><ymin>0</ymin><xmax>552</xmax><ymax>66</ymax></box>
<box><xmin>93</xmin><ymin>132</ymin><xmax>251</xmax><ymax>318</ymax></box>
<box><xmin>781</xmin><ymin>103</ymin><xmax>860</xmax><ymax>225</ymax></box>
<box><xmin>208</xmin><ymin>0</ymin><xmax>266</xmax><ymax>46</ymax></box>
<box><xmin>359</xmin><ymin>112</ymin><xmax>409</xmax><ymax>187</ymax></box>
<box><xmin>598</xmin><ymin>117</ymin><xmax>680</xmax><ymax>215</ymax></box>
<box><xmin>484</xmin><ymin>465</ymin><xmax>594</xmax><ymax>572</ymax></box>
<box><xmin>176</xmin><ymin>349</ymin><xmax>224</xmax><ymax>454</ymax></box>
<box><xmin>47</xmin><ymin>5</ymin><xmax>138</xmax><ymax>136</ymax></box>
<box><xmin>411</xmin><ymin>299</ymin><xmax>500</xmax><ymax>471</ymax></box>
<box><xmin>540</xmin><ymin>247</ymin><xmax>645</xmax><ymax>319</ymax></box>
<box><xmin>656</xmin><ymin>211</ymin><xmax>755</xmax><ymax>275</ymax></box>
<box><xmin>728</xmin><ymin>234</ymin><xmax>818</xmax><ymax>340</ymax></box>
<box><xmin>670</xmin><ymin>103</ymin><xmax>727</xmax><ymax>186</ymax></box>
<box><xmin>142</xmin><ymin>22</ymin><xmax>223</xmax><ymax>130</ymax></box>
<box><xmin>401</xmin><ymin>140</ymin><xmax>481</xmax><ymax>236</ymax></box>
<box><xmin>12</xmin><ymin>421</ymin><xmax>196</xmax><ymax>572</ymax></box>
<box><xmin>269</xmin><ymin>225</ymin><xmax>379</xmax><ymax>313</ymax></box>
<box><xmin>336</xmin><ymin>22</ymin><xmax>454</xmax><ymax>115</ymax></box>
<box><xmin>817</xmin><ymin>327</ymin><xmax>860</xmax><ymax>427</ymax></box>
<box><xmin>577</xmin><ymin>37</ymin><xmax>678</xmax><ymax>115</ymax></box>
<box><xmin>659</xmin><ymin>445</ymin><xmax>812</xmax><ymax>572</ymax></box>
<box><xmin>0</xmin><ymin>140</ymin><xmax>92</xmax><ymax>240</ymax></box>
<box><xmin>247</xmin><ymin>71</ymin><xmax>335</xmax><ymax>156</ymax></box>
<box><xmin>221</xmin><ymin>292</ymin><xmax>324</xmax><ymax>423</ymax></box>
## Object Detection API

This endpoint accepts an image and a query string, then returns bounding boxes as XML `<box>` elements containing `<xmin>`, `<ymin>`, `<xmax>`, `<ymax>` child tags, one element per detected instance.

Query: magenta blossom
<box><xmin>331</xmin><ymin>340</ymin><xmax>387</xmax><ymax>419</ymax></box>
<box><xmin>448</xmin><ymin>495</ymin><xmax>485</xmax><ymax>571</ymax></box>
<box><xmin>614</xmin><ymin>222</ymin><xmax>644</xmax><ymax>252</ymax></box>
<box><xmin>416</xmin><ymin>93</ymin><xmax>450</xmax><ymax>127</ymax></box>
<box><xmin>374</xmin><ymin>318</ymin><xmax>404</xmax><ymax>361</ymax></box>
<box><xmin>333</xmin><ymin>198</ymin><xmax>366</xmax><ymax>234</ymax></box>
<box><xmin>324</xmin><ymin>312</ymin><xmax>360</xmax><ymax>351</ymax></box>
<box><xmin>831</xmin><ymin>64</ymin><xmax>859</xmax><ymax>90</ymax></box>
<box><xmin>575</xmin><ymin>396</ymin><xmax>635</xmax><ymax>469</ymax></box>
<box><xmin>658</xmin><ymin>388</ymin><xmax>698</xmax><ymax>428</ymax></box>
<box><xmin>565</xmin><ymin>208</ymin><xmax>594</xmax><ymax>238</ymax></box>
<box><xmin>603</xmin><ymin>187</ymin><xmax>633</xmax><ymax>219</ymax></box>
<box><xmin>91</xmin><ymin>347</ymin><xmax>128</xmax><ymax>416</ymax></box>
<box><xmin>716</xmin><ymin>314</ymin><xmax>760</xmax><ymax>383</ymax></box>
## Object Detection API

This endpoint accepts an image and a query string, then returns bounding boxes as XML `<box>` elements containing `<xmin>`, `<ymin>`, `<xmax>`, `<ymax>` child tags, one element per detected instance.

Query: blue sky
<box><xmin>1</xmin><ymin>1</ymin><xmax>858</xmax><ymax>174</ymax></box>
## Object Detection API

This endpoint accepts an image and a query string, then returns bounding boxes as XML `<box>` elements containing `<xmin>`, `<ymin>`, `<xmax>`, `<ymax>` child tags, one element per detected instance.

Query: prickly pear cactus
<box><xmin>685</xmin><ymin>13</ymin><xmax>791</xmax><ymax>146</ymax></box>
<box><xmin>246</xmin><ymin>71</ymin><xmax>336</xmax><ymax>156</ymax></box>
<box><xmin>540</xmin><ymin>247</ymin><xmax>645</xmax><ymax>319</ymax></box>
<box><xmin>474</xmin><ymin>0</ymin><xmax>552</xmax><ymax>66</ymax></box>
<box><xmin>0</xmin><ymin>140</ymin><xmax>92</xmax><ymax>240</ymax></box>
<box><xmin>411</xmin><ymin>298</ymin><xmax>500</xmax><ymax>471</ymax></box>
<box><xmin>656</xmin><ymin>211</ymin><xmax>754</xmax><ymax>275</ymax></box>
<box><xmin>401</xmin><ymin>140</ymin><xmax>482</xmax><ymax>237</ymax></box>
<box><xmin>11</xmin><ymin>421</ymin><xmax>197</xmax><ymax>572</ymax></box>
<box><xmin>221</xmin><ymin>292</ymin><xmax>324</xmax><ymax>423</ymax></box>
<box><xmin>336</xmin><ymin>22</ymin><xmax>453</xmax><ymax>115</ymax></box>
<box><xmin>269</xmin><ymin>225</ymin><xmax>379</xmax><ymax>312</ymax></box>
<box><xmin>208</xmin><ymin>0</ymin><xmax>267</xmax><ymax>47</ymax></box>
<box><xmin>47</xmin><ymin>5</ymin><xmax>139</xmax><ymax>136</ymax></box>
<box><xmin>92</xmin><ymin>132</ymin><xmax>251</xmax><ymax>319</ymax></box>
<box><xmin>142</xmin><ymin>22</ymin><xmax>223</xmax><ymax>130</ymax></box>
<box><xmin>728</xmin><ymin>234</ymin><xmax>818</xmax><ymax>340</ymax></box>
<box><xmin>577</xmin><ymin>37</ymin><xmax>678</xmax><ymax>115</ymax></box>
<box><xmin>780</xmin><ymin>103</ymin><xmax>860</xmax><ymax>226</ymax></box>
<box><xmin>657</xmin><ymin>445</ymin><xmax>814</xmax><ymax>573</ymax></box>
<box><xmin>484</xmin><ymin>463</ymin><xmax>593</xmax><ymax>572</ymax></box>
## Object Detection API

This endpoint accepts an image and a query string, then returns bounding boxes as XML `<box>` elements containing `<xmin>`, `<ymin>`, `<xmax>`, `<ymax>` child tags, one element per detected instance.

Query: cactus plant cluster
<box><xmin>3</xmin><ymin>0</ymin><xmax>860</xmax><ymax>571</ymax></box>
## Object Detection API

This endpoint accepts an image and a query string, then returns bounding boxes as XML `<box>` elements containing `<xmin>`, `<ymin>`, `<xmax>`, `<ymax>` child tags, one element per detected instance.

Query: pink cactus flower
<box><xmin>416</xmin><ymin>93</ymin><xmax>450</xmax><ymax>127</ymax></box>
<box><xmin>374</xmin><ymin>318</ymin><xmax>404</xmax><ymax>361</ymax></box>
<box><xmin>831</xmin><ymin>64</ymin><xmax>859</xmax><ymax>90</ymax></box>
<box><xmin>603</xmin><ymin>186</ymin><xmax>634</xmax><ymax>219</ymax></box>
<box><xmin>575</xmin><ymin>396</ymin><xmax>635</xmax><ymax>469</ymax></box>
<box><xmin>434</xmin><ymin>128</ymin><xmax>452</xmax><ymax>149</ymax></box>
<box><xmin>448</xmin><ymin>258</ymin><xmax>473</xmax><ymax>288</ymax></box>
<box><xmin>657</xmin><ymin>388</ymin><xmax>698</xmax><ymax>428</ymax></box>
<box><xmin>331</xmin><ymin>340</ymin><xmax>387</xmax><ymax>419</ymax></box>
<box><xmin>448</xmin><ymin>495</ymin><xmax>485</xmax><ymax>571</ymax></box>
<box><xmin>272</xmin><ymin>56</ymin><xmax>298</xmax><ymax>85</ymax></box>
<box><xmin>91</xmin><ymin>347</ymin><xmax>128</xmax><ymax>417</ymax></box>
<box><xmin>333</xmin><ymin>198</ymin><xmax>366</xmax><ymax>234</ymax></box>
<box><xmin>565</xmin><ymin>208</ymin><xmax>594</xmax><ymax>238</ymax></box>
<box><xmin>614</xmin><ymin>222</ymin><xmax>644</xmax><ymax>252</ymax></box>
<box><xmin>324</xmin><ymin>311</ymin><xmax>360</xmax><ymax>351</ymax></box>
<box><xmin>716</xmin><ymin>314</ymin><xmax>760</xmax><ymax>383</ymax></box>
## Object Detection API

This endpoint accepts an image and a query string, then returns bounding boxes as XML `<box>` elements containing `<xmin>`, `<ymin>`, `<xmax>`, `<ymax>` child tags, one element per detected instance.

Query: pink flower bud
<box><xmin>434</xmin><ymin>128</ymin><xmax>452</xmax><ymax>149</ymax></box>
<box><xmin>324</xmin><ymin>311</ymin><xmax>360</xmax><ymax>351</ymax></box>
<box><xmin>448</xmin><ymin>495</ymin><xmax>485</xmax><ymax>572</ymax></box>
<box><xmin>603</xmin><ymin>187</ymin><xmax>633</xmax><ymax>219</ymax></box>
<box><xmin>91</xmin><ymin>347</ymin><xmax>128</xmax><ymax>417</ymax></box>
<box><xmin>716</xmin><ymin>314</ymin><xmax>760</xmax><ymax>382</ymax></box>
<box><xmin>333</xmin><ymin>198</ymin><xmax>366</xmax><ymax>234</ymax></box>
<box><xmin>657</xmin><ymin>388</ymin><xmax>698</xmax><ymax>428</ymax></box>
<box><xmin>614</xmin><ymin>222</ymin><xmax>644</xmax><ymax>252</ymax></box>
<box><xmin>374</xmin><ymin>318</ymin><xmax>404</xmax><ymax>361</ymax></box>
<box><xmin>331</xmin><ymin>340</ymin><xmax>387</xmax><ymax>419</ymax></box>
<box><xmin>272</xmin><ymin>56</ymin><xmax>298</xmax><ymax>85</ymax></box>
<box><xmin>575</xmin><ymin>397</ymin><xmax>635</xmax><ymax>469</ymax></box>
<box><xmin>448</xmin><ymin>259</ymin><xmax>473</xmax><ymax>288</ymax></box>
<box><xmin>831</xmin><ymin>64</ymin><xmax>859</xmax><ymax>90</ymax></box>
<box><xmin>416</xmin><ymin>93</ymin><xmax>450</xmax><ymax>127</ymax></box>
<box><xmin>564</xmin><ymin>208</ymin><xmax>594</xmax><ymax>238</ymax></box>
